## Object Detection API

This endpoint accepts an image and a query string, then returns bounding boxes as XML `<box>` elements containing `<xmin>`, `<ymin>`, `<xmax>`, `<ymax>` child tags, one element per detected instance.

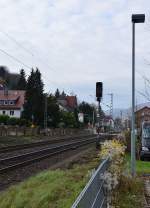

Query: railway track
<box><xmin>0</xmin><ymin>133</ymin><xmax>93</xmax><ymax>154</ymax></box>
<box><xmin>0</xmin><ymin>136</ymin><xmax>97</xmax><ymax>174</ymax></box>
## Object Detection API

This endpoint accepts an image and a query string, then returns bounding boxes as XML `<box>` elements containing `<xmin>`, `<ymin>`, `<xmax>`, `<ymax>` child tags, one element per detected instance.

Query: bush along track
<box><xmin>99</xmin><ymin>139</ymin><xmax>145</xmax><ymax>208</ymax></box>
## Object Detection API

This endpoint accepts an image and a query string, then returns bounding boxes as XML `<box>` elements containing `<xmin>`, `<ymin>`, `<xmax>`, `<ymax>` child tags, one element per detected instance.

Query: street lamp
<box><xmin>131</xmin><ymin>14</ymin><xmax>145</xmax><ymax>177</ymax></box>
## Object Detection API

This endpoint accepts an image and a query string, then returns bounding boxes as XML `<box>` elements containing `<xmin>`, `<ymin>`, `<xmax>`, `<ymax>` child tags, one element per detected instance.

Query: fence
<box><xmin>71</xmin><ymin>157</ymin><xmax>110</xmax><ymax>208</ymax></box>
<box><xmin>0</xmin><ymin>126</ymin><xmax>91</xmax><ymax>137</ymax></box>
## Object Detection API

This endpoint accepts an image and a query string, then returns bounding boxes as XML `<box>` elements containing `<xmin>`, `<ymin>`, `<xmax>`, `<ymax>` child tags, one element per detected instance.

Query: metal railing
<box><xmin>71</xmin><ymin>157</ymin><xmax>110</xmax><ymax>208</ymax></box>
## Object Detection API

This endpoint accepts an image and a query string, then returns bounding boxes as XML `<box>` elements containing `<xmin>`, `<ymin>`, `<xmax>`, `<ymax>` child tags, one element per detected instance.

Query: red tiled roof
<box><xmin>66</xmin><ymin>96</ymin><xmax>77</xmax><ymax>109</ymax></box>
<box><xmin>0</xmin><ymin>90</ymin><xmax>25</xmax><ymax>109</ymax></box>
<box><xmin>135</xmin><ymin>106</ymin><xmax>150</xmax><ymax>113</ymax></box>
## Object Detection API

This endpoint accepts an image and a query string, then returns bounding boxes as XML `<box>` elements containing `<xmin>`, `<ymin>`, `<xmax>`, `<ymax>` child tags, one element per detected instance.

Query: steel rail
<box><xmin>0</xmin><ymin>137</ymin><xmax>97</xmax><ymax>174</ymax></box>
<box><xmin>0</xmin><ymin>134</ymin><xmax>92</xmax><ymax>154</ymax></box>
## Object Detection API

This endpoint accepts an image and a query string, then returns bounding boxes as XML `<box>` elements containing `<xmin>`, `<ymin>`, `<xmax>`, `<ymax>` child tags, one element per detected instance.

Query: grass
<box><xmin>126</xmin><ymin>153</ymin><xmax>150</xmax><ymax>175</ymax></box>
<box><xmin>0</xmin><ymin>153</ymin><xmax>99</xmax><ymax>208</ymax></box>
<box><xmin>112</xmin><ymin>175</ymin><xmax>144</xmax><ymax>208</ymax></box>
<box><xmin>111</xmin><ymin>153</ymin><xmax>149</xmax><ymax>207</ymax></box>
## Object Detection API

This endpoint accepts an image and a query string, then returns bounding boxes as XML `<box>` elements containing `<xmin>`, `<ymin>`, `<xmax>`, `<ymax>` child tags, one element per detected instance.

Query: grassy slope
<box><xmin>0</xmin><ymin>156</ymin><xmax>99</xmax><ymax>208</ymax></box>
<box><xmin>126</xmin><ymin>154</ymin><xmax>150</xmax><ymax>174</ymax></box>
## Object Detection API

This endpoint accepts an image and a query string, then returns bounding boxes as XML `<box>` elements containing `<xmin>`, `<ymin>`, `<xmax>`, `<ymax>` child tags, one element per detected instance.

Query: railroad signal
<box><xmin>96</xmin><ymin>82</ymin><xmax>103</xmax><ymax>101</ymax></box>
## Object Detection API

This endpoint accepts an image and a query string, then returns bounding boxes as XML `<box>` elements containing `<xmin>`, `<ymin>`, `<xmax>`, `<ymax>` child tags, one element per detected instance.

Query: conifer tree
<box><xmin>17</xmin><ymin>69</ymin><xmax>26</xmax><ymax>90</ymax></box>
<box><xmin>61</xmin><ymin>90</ymin><xmax>66</xmax><ymax>98</ymax></box>
<box><xmin>55</xmin><ymin>88</ymin><xmax>60</xmax><ymax>98</ymax></box>
<box><xmin>23</xmin><ymin>68</ymin><xmax>44</xmax><ymax>125</ymax></box>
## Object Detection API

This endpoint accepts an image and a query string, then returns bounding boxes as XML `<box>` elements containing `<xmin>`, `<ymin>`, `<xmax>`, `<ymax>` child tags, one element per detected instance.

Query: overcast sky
<box><xmin>0</xmin><ymin>0</ymin><xmax>150</xmax><ymax>110</ymax></box>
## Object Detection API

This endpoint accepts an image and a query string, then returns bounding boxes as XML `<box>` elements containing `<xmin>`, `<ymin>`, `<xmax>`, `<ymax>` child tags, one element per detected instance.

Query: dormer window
<box><xmin>4</xmin><ymin>100</ymin><xmax>8</xmax><ymax>105</ymax></box>
<box><xmin>9</xmin><ymin>101</ymin><xmax>14</xmax><ymax>105</ymax></box>
<box><xmin>0</xmin><ymin>100</ymin><xmax>4</xmax><ymax>105</ymax></box>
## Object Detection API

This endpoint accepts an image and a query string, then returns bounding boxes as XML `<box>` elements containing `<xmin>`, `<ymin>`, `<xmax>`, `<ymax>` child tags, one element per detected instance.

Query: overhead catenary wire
<box><xmin>136</xmin><ymin>70</ymin><xmax>150</xmax><ymax>99</ymax></box>
<box><xmin>0</xmin><ymin>48</ymin><xmax>32</xmax><ymax>70</ymax></box>
<box><xmin>0</xmin><ymin>30</ymin><xmax>73</xmax><ymax>93</ymax></box>
<box><xmin>136</xmin><ymin>89</ymin><xmax>150</xmax><ymax>102</ymax></box>
<box><xmin>0</xmin><ymin>31</ymin><xmax>34</xmax><ymax>56</ymax></box>
<box><xmin>0</xmin><ymin>30</ymin><xmax>56</xmax><ymax>72</ymax></box>
<box><xmin>0</xmin><ymin>47</ymin><xmax>68</xmax><ymax>92</ymax></box>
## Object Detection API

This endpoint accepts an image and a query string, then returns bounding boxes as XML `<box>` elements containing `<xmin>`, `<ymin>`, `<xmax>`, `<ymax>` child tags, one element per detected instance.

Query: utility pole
<box><xmin>44</xmin><ymin>93</ymin><xmax>48</xmax><ymax>134</ymax></box>
<box><xmin>92</xmin><ymin>109</ymin><xmax>95</xmax><ymax>128</ymax></box>
<box><xmin>108</xmin><ymin>93</ymin><xmax>113</xmax><ymax>118</ymax></box>
<box><xmin>98</xmin><ymin>100</ymin><xmax>101</xmax><ymax>128</ymax></box>
<box><xmin>131</xmin><ymin>14</ymin><xmax>145</xmax><ymax>177</ymax></box>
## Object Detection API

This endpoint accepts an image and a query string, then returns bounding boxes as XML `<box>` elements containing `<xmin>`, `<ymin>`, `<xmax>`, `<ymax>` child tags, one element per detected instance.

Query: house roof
<box><xmin>103</xmin><ymin>115</ymin><xmax>114</xmax><ymax>122</ymax></box>
<box><xmin>135</xmin><ymin>106</ymin><xmax>150</xmax><ymax>113</ymax></box>
<box><xmin>66</xmin><ymin>96</ymin><xmax>77</xmax><ymax>109</ymax></box>
<box><xmin>57</xmin><ymin>95</ymin><xmax>77</xmax><ymax>112</ymax></box>
<box><xmin>0</xmin><ymin>90</ymin><xmax>25</xmax><ymax>109</ymax></box>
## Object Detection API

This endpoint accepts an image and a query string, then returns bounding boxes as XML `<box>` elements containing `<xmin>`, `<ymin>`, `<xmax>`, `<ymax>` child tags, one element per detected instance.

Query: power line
<box><xmin>0</xmin><ymin>30</ymin><xmax>75</xmax><ymax>90</ymax></box>
<box><xmin>136</xmin><ymin>70</ymin><xmax>150</xmax><ymax>98</ymax></box>
<box><xmin>0</xmin><ymin>48</ymin><xmax>32</xmax><ymax>69</ymax></box>
<box><xmin>0</xmin><ymin>48</ymin><xmax>65</xmax><ymax>91</ymax></box>
<box><xmin>0</xmin><ymin>31</ymin><xmax>34</xmax><ymax>56</ymax></box>
<box><xmin>0</xmin><ymin>30</ymin><xmax>56</xmax><ymax>72</ymax></box>
<box><xmin>136</xmin><ymin>89</ymin><xmax>150</xmax><ymax>101</ymax></box>
<box><xmin>0</xmin><ymin>31</ymin><xmax>72</xmax><ymax>92</ymax></box>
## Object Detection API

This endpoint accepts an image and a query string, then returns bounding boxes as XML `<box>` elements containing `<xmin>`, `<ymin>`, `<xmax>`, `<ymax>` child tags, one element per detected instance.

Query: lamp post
<box><xmin>131</xmin><ymin>14</ymin><xmax>145</xmax><ymax>177</ymax></box>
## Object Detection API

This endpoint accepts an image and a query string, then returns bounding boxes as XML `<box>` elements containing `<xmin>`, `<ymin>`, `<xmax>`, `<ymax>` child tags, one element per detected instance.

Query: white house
<box><xmin>0</xmin><ymin>90</ymin><xmax>25</xmax><ymax>118</ymax></box>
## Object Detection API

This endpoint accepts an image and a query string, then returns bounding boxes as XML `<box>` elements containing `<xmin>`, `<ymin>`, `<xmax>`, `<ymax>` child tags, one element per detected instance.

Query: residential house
<box><xmin>0</xmin><ymin>90</ymin><xmax>25</xmax><ymax>118</ymax></box>
<box><xmin>102</xmin><ymin>115</ymin><xmax>114</xmax><ymax>130</ymax></box>
<box><xmin>135</xmin><ymin>106</ymin><xmax>150</xmax><ymax>129</ymax></box>
<box><xmin>57</xmin><ymin>95</ymin><xmax>77</xmax><ymax>112</ymax></box>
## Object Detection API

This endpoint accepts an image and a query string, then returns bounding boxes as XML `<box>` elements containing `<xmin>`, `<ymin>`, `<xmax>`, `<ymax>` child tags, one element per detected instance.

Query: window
<box><xmin>0</xmin><ymin>100</ymin><xmax>4</xmax><ymax>105</ymax></box>
<box><xmin>9</xmin><ymin>101</ymin><xmax>14</xmax><ymax>105</ymax></box>
<box><xmin>3</xmin><ymin>111</ymin><xmax>5</xmax><ymax>115</ymax></box>
<box><xmin>10</xmin><ymin>110</ymin><xmax>14</xmax><ymax>116</ymax></box>
<box><xmin>4</xmin><ymin>100</ymin><xmax>8</xmax><ymax>105</ymax></box>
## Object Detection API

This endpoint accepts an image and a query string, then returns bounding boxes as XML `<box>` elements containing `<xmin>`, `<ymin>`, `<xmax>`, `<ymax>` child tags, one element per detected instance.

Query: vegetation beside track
<box><xmin>112</xmin><ymin>175</ymin><xmax>144</xmax><ymax>208</ymax></box>
<box><xmin>125</xmin><ymin>154</ymin><xmax>150</xmax><ymax>175</ymax></box>
<box><xmin>100</xmin><ymin>137</ymin><xmax>147</xmax><ymax>208</ymax></box>
<box><xmin>0</xmin><ymin>149</ymin><xmax>99</xmax><ymax>208</ymax></box>
<box><xmin>111</xmin><ymin>153</ymin><xmax>150</xmax><ymax>207</ymax></box>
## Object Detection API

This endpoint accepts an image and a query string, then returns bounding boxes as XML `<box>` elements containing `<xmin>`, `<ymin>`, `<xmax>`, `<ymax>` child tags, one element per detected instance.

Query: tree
<box><xmin>114</xmin><ymin>117</ymin><xmax>123</xmax><ymax>130</ymax></box>
<box><xmin>0</xmin><ymin>66</ymin><xmax>9</xmax><ymax>79</ymax></box>
<box><xmin>55</xmin><ymin>88</ymin><xmax>60</xmax><ymax>98</ymax></box>
<box><xmin>47</xmin><ymin>95</ymin><xmax>60</xmax><ymax>127</ymax></box>
<box><xmin>0</xmin><ymin>66</ymin><xmax>20</xmax><ymax>89</ymax></box>
<box><xmin>17</xmin><ymin>69</ymin><xmax>27</xmax><ymax>90</ymax></box>
<box><xmin>61</xmin><ymin>90</ymin><xmax>66</xmax><ymax>98</ymax></box>
<box><xmin>60</xmin><ymin>111</ymin><xmax>77</xmax><ymax>128</ymax></box>
<box><xmin>22</xmin><ymin>68</ymin><xmax>44</xmax><ymax>125</ymax></box>
<box><xmin>78</xmin><ymin>101</ymin><xmax>95</xmax><ymax>124</ymax></box>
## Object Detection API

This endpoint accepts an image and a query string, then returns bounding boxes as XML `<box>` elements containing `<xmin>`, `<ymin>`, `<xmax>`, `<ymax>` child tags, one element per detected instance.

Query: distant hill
<box><xmin>0</xmin><ymin>66</ymin><xmax>20</xmax><ymax>90</ymax></box>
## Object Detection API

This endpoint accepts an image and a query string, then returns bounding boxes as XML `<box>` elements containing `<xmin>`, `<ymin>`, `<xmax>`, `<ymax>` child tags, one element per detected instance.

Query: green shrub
<box><xmin>18</xmin><ymin>118</ymin><xmax>28</xmax><ymax>126</ymax></box>
<box><xmin>0</xmin><ymin>115</ymin><xmax>9</xmax><ymax>125</ymax></box>
<box><xmin>124</xmin><ymin>130</ymin><xmax>131</xmax><ymax>152</ymax></box>
<box><xmin>8</xmin><ymin>117</ymin><xmax>19</xmax><ymax>125</ymax></box>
